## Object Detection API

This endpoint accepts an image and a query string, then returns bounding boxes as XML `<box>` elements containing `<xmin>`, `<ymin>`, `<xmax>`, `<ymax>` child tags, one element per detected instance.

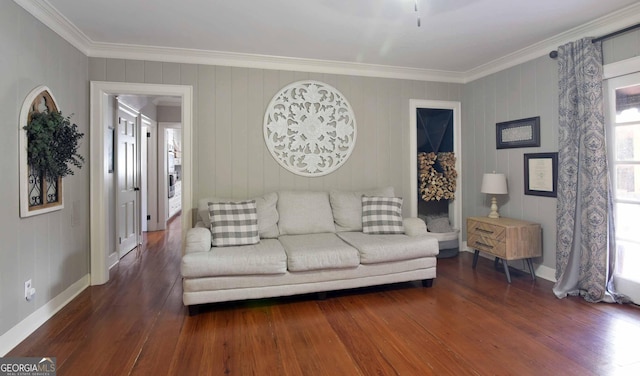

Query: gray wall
<box><xmin>462</xmin><ymin>57</ymin><xmax>559</xmax><ymax>270</ymax></box>
<box><xmin>0</xmin><ymin>2</ymin><xmax>89</xmax><ymax>338</ymax></box>
<box><xmin>89</xmin><ymin>28</ymin><xmax>640</xmax><ymax>276</ymax></box>
<box><xmin>88</xmin><ymin>59</ymin><xmax>463</xmax><ymax>215</ymax></box>
<box><xmin>603</xmin><ymin>29</ymin><xmax>640</xmax><ymax>64</ymax></box>
<box><xmin>461</xmin><ymin>31</ymin><xmax>640</xmax><ymax>272</ymax></box>
<box><xmin>157</xmin><ymin>105</ymin><xmax>181</xmax><ymax>123</ymax></box>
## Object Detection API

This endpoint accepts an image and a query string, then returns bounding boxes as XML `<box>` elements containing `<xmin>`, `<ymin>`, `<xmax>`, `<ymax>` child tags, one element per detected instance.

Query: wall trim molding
<box><xmin>534</xmin><ymin>264</ymin><xmax>557</xmax><ymax>283</ymax></box>
<box><xmin>464</xmin><ymin>3</ymin><xmax>640</xmax><ymax>83</ymax></box>
<box><xmin>0</xmin><ymin>274</ymin><xmax>90</xmax><ymax>356</ymax></box>
<box><xmin>108</xmin><ymin>251</ymin><xmax>119</xmax><ymax>270</ymax></box>
<box><xmin>88</xmin><ymin>42</ymin><xmax>466</xmax><ymax>83</ymax></box>
<box><xmin>15</xmin><ymin>1</ymin><xmax>640</xmax><ymax>84</ymax></box>
<box><xmin>461</xmin><ymin>242</ymin><xmax>556</xmax><ymax>283</ymax></box>
<box><xmin>604</xmin><ymin>55</ymin><xmax>640</xmax><ymax>79</ymax></box>
<box><xmin>90</xmin><ymin>81</ymin><xmax>193</xmax><ymax>285</ymax></box>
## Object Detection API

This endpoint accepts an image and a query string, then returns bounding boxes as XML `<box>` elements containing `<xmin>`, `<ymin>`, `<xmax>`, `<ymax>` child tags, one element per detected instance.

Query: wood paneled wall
<box><xmin>462</xmin><ymin>56</ymin><xmax>559</xmax><ymax>272</ymax></box>
<box><xmin>603</xmin><ymin>29</ymin><xmax>640</xmax><ymax>64</ymax></box>
<box><xmin>0</xmin><ymin>2</ymin><xmax>89</xmax><ymax>341</ymax></box>
<box><xmin>89</xmin><ymin>59</ymin><xmax>463</xmax><ymax>217</ymax></box>
<box><xmin>462</xmin><ymin>32</ymin><xmax>640</xmax><ymax>274</ymax></box>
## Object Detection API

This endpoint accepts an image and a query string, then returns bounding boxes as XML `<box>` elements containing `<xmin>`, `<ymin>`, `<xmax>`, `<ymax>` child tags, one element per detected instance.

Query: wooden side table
<box><xmin>467</xmin><ymin>216</ymin><xmax>542</xmax><ymax>283</ymax></box>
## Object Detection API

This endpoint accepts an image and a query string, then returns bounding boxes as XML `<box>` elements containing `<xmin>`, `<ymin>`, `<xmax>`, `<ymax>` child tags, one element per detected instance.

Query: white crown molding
<box><xmin>15</xmin><ymin>0</ymin><xmax>640</xmax><ymax>84</ymax></box>
<box><xmin>10</xmin><ymin>0</ymin><xmax>462</xmax><ymax>83</ymax></box>
<box><xmin>604</xmin><ymin>55</ymin><xmax>640</xmax><ymax>79</ymax></box>
<box><xmin>87</xmin><ymin>42</ymin><xmax>466</xmax><ymax>83</ymax></box>
<box><xmin>14</xmin><ymin>0</ymin><xmax>92</xmax><ymax>55</ymax></box>
<box><xmin>464</xmin><ymin>3</ymin><xmax>640</xmax><ymax>83</ymax></box>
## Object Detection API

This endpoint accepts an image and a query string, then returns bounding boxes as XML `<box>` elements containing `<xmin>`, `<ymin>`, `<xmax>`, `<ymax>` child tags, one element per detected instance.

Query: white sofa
<box><xmin>181</xmin><ymin>188</ymin><xmax>439</xmax><ymax>314</ymax></box>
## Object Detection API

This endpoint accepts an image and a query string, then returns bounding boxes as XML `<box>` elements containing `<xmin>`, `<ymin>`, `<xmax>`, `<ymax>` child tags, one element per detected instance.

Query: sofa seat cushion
<box><xmin>337</xmin><ymin>232</ymin><xmax>439</xmax><ymax>264</ymax></box>
<box><xmin>279</xmin><ymin>233</ymin><xmax>360</xmax><ymax>272</ymax></box>
<box><xmin>181</xmin><ymin>239</ymin><xmax>287</xmax><ymax>278</ymax></box>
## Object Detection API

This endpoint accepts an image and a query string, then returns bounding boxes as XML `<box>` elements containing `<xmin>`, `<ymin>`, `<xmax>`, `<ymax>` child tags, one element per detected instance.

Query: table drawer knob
<box><xmin>476</xmin><ymin>228</ymin><xmax>494</xmax><ymax>234</ymax></box>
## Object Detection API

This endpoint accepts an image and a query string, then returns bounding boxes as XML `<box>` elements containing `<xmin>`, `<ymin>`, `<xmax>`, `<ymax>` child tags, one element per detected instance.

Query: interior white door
<box><xmin>116</xmin><ymin>100</ymin><xmax>140</xmax><ymax>258</ymax></box>
<box><xmin>141</xmin><ymin>116</ymin><xmax>150</xmax><ymax>232</ymax></box>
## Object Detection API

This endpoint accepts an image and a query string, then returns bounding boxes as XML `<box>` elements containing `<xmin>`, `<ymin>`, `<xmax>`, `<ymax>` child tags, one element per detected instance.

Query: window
<box><xmin>607</xmin><ymin>72</ymin><xmax>640</xmax><ymax>303</ymax></box>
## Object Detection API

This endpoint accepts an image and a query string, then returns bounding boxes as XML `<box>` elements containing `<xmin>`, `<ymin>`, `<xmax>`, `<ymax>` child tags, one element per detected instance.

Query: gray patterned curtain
<box><xmin>553</xmin><ymin>38</ymin><xmax>621</xmax><ymax>303</ymax></box>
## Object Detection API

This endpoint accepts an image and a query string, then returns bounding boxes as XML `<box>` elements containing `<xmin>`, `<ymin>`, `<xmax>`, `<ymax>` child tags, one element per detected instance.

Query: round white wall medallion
<box><xmin>263</xmin><ymin>80</ymin><xmax>357</xmax><ymax>177</ymax></box>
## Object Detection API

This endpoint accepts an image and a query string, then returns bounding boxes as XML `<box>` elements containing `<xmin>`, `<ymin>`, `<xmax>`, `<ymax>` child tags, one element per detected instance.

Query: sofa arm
<box><xmin>404</xmin><ymin>217</ymin><xmax>427</xmax><ymax>236</ymax></box>
<box><xmin>185</xmin><ymin>227</ymin><xmax>212</xmax><ymax>254</ymax></box>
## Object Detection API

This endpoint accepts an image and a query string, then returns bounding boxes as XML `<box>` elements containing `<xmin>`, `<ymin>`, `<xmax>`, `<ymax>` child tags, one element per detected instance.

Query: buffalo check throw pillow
<box><xmin>361</xmin><ymin>196</ymin><xmax>405</xmax><ymax>234</ymax></box>
<box><xmin>208</xmin><ymin>200</ymin><xmax>260</xmax><ymax>247</ymax></box>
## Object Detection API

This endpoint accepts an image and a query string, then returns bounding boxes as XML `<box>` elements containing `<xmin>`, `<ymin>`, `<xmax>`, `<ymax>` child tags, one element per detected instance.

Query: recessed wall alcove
<box><xmin>409</xmin><ymin>100</ymin><xmax>462</xmax><ymax>258</ymax></box>
<box><xmin>416</xmin><ymin>107</ymin><xmax>454</xmax><ymax>218</ymax></box>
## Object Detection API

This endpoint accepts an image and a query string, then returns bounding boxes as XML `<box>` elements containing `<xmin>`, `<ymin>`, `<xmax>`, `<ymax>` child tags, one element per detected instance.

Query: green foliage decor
<box><xmin>24</xmin><ymin>110</ymin><xmax>85</xmax><ymax>179</ymax></box>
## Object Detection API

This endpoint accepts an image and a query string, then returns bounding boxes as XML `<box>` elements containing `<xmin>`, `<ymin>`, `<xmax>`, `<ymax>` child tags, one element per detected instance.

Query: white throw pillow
<box><xmin>330</xmin><ymin>187</ymin><xmax>395</xmax><ymax>232</ymax></box>
<box><xmin>277</xmin><ymin>191</ymin><xmax>336</xmax><ymax>235</ymax></box>
<box><xmin>361</xmin><ymin>196</ymin><xmax>404</xmax><ymax>234</ymax></box>
<box><xmin>208</xmin><ymin>200</ymin><xmax>260</xmax><ymax>247</ymax></box>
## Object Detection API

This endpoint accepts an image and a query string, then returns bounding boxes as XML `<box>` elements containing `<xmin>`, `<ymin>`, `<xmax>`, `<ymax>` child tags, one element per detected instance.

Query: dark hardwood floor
<box><xmin>9</xmin><ymin>215</ymin><xmax>640</xmax><ymax>375</ymax></box>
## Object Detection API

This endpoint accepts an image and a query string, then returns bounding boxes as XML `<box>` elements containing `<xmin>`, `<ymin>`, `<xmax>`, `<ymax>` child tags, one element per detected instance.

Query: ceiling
<box><xmin>19</xmin><ymin>0</ymin><xmax>640</xmax><ymax>82</ymax></box>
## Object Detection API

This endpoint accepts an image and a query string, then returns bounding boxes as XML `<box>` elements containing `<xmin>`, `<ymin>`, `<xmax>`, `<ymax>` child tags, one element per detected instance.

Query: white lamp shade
<box><xmin>481</xmin><ymin>173</ymin><xmax>508</xmax><ymax>194</ymax></box>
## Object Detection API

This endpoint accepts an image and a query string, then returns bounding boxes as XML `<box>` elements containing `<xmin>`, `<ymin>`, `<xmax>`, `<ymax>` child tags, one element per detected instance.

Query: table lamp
<box><xmin>481</xmin><ymin>172</ymin><xmax>508</xmax><ymax>218</ymax></box>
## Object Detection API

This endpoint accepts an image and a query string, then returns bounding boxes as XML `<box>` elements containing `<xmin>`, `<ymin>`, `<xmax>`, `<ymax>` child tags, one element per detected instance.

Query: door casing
<box><xmin>90</xmin><ymin>81</ymin><xmax>193</xmax><ymax>285</ymax></box>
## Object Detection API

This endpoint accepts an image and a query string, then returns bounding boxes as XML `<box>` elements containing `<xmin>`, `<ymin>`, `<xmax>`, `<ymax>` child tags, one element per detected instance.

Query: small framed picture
<box><xmin>496</xmin><ymin>116</ymin><xmax>540</xmax><ymax>149</ymax></box>
<box><xmin>524</xmin><ymin>152</ymin><xmax>558</xmax><ymax>197</ymax></box>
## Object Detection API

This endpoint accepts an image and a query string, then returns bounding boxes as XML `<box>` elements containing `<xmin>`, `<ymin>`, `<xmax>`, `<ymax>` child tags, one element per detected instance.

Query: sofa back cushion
<box><xmin>198</xmin><ymin>192</ymin><xmax>279</xmax><ymax>238</ymax></box>
<box><xmin>361</xmin><ymin>196</ymin><xmax>405</xmax><ymax>234</ymax></box>
<box><xmin>209</xmin><ymin>200</ymin><xmax>260</xmax><ymax>246</ymax></box>
<box><xmin>329</xmin><ymin>187</ymin><xmax>395</xmax><ymax>232</ymax></box>
<box><xmin>277</xmin><ymin>191</ymin><xmax>336</xmax><ymax>235</ymax></box>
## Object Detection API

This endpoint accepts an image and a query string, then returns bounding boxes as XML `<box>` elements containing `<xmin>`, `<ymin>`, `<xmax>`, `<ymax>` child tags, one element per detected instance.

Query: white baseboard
<box><xmin>461</xmin><ymin>242</ymin><xmax>556</xmax><ymax>283</ymax></box>
<box><xmin>108</xmin><ymin>251</ymin><xmax>119</xmax><ymax>269</ymax></box>
<box><xmin>0</xmin><ymin>274</ymin><xmax>90</xmax><ymax>356</ymax></box>
<box><xmin>533</xmin><ymin>264</ymin><xmax>557</xmax><ymax>283</ymax></box>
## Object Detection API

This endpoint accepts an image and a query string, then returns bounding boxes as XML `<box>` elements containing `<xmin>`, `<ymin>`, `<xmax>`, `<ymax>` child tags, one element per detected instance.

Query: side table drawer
<box><xmin>467</xmin><ymin>219</ymin><xmax>505</xmax><ymax>242</ymax></box>
<box><xmin>467</xmin><ymin>234</ymin><xmax>506</xmax><ymax>258</ymax></box>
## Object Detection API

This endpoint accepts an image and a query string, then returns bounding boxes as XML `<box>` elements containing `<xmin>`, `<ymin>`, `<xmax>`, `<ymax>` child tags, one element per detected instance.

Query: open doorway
<box><xmin>409</xmin><ymin>100</ymin><xmax>462</xmax><ymax>256</ymax></box>
<box><xmin>107</xmin><ymin>96</ymin><xmax>182</xmax><ymax>266</ymax></box>
<box><xmin>90</xmin><ymin>81</ymin><xmax>193</xmax><ymax>286</ymax></box>
<box><xmin>159</xmin><ymin>123</ymin><xmax>183</xmax><ymax>224</ymax></box>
